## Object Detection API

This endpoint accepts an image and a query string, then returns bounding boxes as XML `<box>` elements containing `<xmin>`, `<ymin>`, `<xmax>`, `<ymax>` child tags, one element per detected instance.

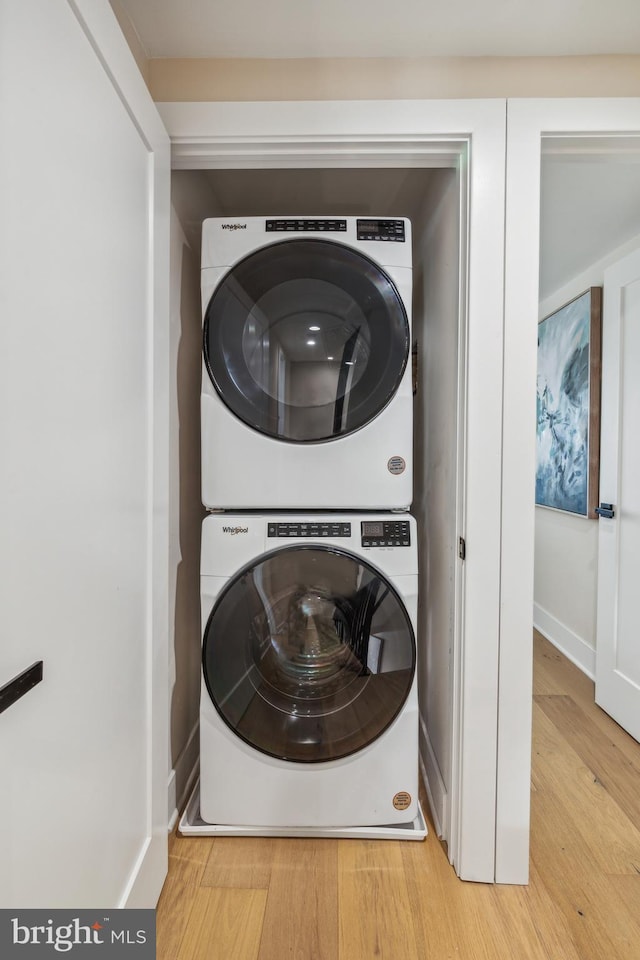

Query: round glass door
<box><xmin>202</xmin><ymin>545</ymin><xmax>416</xmax><ymax>763</ymax></box>
<box><xmin>203</xmin><ymin>239</ymin><xmax>409</xmax><ymax>442</ymax></box>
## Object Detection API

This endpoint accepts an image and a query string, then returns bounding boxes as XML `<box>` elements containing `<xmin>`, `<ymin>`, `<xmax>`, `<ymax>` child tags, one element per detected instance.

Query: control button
<box><xmin>270</xmin><ymin>520</ymin><xmax>353</xmax><ymax>539</ymax></box>
<box><xmin>266</xmin><ymin>219</ymin><xmax>338</xmax><ymax>233</ymax></box>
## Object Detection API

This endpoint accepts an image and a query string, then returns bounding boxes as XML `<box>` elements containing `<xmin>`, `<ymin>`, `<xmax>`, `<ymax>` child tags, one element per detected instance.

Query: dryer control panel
<box><xmin>361</xmin><ymin>520</ymin><xmax>411</xmax><ymax>547</ymax></box>
<box><xmin>268</xmin><ymin>521</ymin><xmax>352</xmax><ymax>538</ymax></box>
<box><xmin>357</xmin><ymin>219</ymin><xmax>406</xmax><ymax>242</ymax></box>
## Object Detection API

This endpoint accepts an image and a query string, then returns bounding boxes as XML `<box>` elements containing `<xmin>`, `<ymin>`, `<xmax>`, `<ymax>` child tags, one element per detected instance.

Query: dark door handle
<box><xmin>595</xmin><ymin>503</ymin><xmax>615</xmax><ymax>519</ymax></box>
<box><xmin>0</xmin><ymin>661</ymin><xmax>43</xmax><ymax>715</ymax></box>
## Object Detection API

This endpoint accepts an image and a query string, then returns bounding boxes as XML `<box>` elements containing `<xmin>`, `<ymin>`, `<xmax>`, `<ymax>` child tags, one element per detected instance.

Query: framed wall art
<box><xmin>536</xmin><ymin>287</ymin><xmax>602</xmax><ymax>518</ymax></box>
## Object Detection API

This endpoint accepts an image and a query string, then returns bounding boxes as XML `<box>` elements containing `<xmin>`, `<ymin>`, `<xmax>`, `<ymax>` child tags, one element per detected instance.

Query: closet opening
<box><xmin>169</xmin><ymin>155</ymin><xmax>469</xmax><ymax>866</ymax></box>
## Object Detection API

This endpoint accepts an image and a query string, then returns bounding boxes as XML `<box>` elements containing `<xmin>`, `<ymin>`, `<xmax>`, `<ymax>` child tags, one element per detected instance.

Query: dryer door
<box><xmin>203</xmin><ymin>239</ymin><xmax>409</xmax><ymax>442</ymax></box>
<box><xmin>202</xmin><ymin>545</ymin><xmax>416</xmax><ymax>763</ymax></box>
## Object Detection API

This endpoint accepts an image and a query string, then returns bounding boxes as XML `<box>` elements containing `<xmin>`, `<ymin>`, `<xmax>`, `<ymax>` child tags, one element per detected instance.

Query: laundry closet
<box><xmin>6</xmin><ymin>1</ymin><xmax>640</xmax><ymax>911</ymax></box>
<box><xmin>169</xmin><ymin>165</ymin><xmax>462</xmax><ymax>847</ymax></box>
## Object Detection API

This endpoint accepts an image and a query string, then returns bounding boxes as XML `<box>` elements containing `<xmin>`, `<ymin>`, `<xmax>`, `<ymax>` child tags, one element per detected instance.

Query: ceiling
<box><xmin>540</xmin><ymin>145</ymin><xmax>640</xmax><ymax>300</ymax></box>
<box><xmin>117</xmin><ymin>0</ymin><xmax>640</xmax><ymax>59</ymax></box>
<box><xmin>128</xmin><ymin>0</ymin><xmax>640</xmax><ymax>296</ymax></box>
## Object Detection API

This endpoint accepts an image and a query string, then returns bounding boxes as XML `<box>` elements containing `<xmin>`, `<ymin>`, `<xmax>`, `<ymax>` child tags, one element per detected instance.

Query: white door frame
<box><xmin>502</xmin><ymin>97</ymin><xmax>640</xmax><ymax>883</ymax></box>
<box><xmin>159</xmin><ymin>98</ymin><xmax>510</xmax><ymax>882</ymax></box>
<box><xmin>72</xmin><ymin>0</ymin><xmax>171</xmax><ymax>906</ymax></box>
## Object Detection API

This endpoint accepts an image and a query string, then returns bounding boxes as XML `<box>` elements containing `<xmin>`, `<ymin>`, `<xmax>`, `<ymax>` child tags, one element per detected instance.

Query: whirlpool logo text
<box><xmin>222</xmin><ymin>526</ymin><xmax>249</xmax><ymax>535</ymax></box>
<box><xmin>220</xmin><ymin>223</ymin><xmax>247</xmax><ymax>230</ymax></box>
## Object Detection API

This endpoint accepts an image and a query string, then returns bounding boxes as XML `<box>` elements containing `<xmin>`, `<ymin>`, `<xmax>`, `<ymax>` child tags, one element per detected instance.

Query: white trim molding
<box><xmin>158</xmin><ymin>97</ymin><xmax>508</xmax><ymax>883</ymax></box>
<box><xmin>419</xmin><ymin>716</ymin><xmax>448</xmax><ymax>840</ymax></box>
<box><xmin>501</xmin><ymin>96</ymin><xmax>640</xmax><ymax>885</ymax></box>
<box><xmin>158</xmin><ymin>100</ymin><xmax>480</xmax><ymax>169</ymax></box>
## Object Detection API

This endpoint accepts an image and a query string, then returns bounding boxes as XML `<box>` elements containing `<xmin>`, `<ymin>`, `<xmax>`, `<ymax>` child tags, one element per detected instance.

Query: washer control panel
<box><xmin>268</xmin><ymin>521</ymin><xmax>352</xmax><ymax>538</ymax></box>
<box><xmin>361</xmin><ymin>520</ymin><xmax>411</xmax><ymax>547</ymax></box>
<box><xmin>266</xmin><ymin>219</ymin><xmax>347</xmax><ymax>233</ymax></box>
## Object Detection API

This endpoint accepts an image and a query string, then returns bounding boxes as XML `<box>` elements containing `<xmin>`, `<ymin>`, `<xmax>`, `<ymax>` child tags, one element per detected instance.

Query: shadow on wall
<box><xmin>171</xmin><ymin>240</ymin><xmax>206</xmax><ymax>797</ymax></box>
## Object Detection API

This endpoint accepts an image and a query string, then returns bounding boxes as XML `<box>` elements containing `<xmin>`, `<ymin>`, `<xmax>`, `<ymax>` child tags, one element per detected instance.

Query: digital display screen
<box><xmin>358</xmin><ymin>220</ymin><xmax>379</xmax><ymax>232</ymax></box>
<box><xmin>362</xmin><ymin>522</ymin><xmax>384</xmax><ymax>537</ymax></box>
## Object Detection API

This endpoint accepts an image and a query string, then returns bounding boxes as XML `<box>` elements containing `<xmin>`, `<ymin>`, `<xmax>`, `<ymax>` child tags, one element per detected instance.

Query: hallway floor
<box><xmin>157</xmin><ymin>631</ymin><xmax>640</xmax><ymax>959</ymax></box>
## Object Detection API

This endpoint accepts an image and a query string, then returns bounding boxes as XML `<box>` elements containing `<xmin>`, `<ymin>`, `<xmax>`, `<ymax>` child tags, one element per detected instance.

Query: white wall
<box><xmin>534</xmin><ymin>230</ymin><xmax>640</xmax><ymax>677</ymax></box>
<box><xmin>168</xmin><ymin>172</ymin><xmax>222</xmax><ymax>824</ymax></box>
<box><xmin>412</xmin><ymin>168</ymin><xmax>460</xmax><ymax>837</ymax></box>
<box><xmin>0</xmin><ymin>0</ymin><xmax>170</xmax><ymax>907</ymax></box>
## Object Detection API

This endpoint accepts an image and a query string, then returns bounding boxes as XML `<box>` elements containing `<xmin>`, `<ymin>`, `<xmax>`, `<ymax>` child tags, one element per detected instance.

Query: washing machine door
<box><xmin>203</xmin><ymin>239</ymin><xmax>409</xmax><ymax>442</ymax></box>
<box><xmin>202</xmin><ymin>545</ymin><xmax>416</xmax><ymax>763</ymax></box>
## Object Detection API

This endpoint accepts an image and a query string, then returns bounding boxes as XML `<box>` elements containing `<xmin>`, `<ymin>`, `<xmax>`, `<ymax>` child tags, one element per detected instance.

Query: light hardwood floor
<box><xmin>157</xmin><ymin>631</ymin><xmax>640</xmax><ymax>959</ymax></box>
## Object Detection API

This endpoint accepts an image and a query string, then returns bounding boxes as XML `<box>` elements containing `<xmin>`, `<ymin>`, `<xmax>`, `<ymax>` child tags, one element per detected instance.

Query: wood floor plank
<box><xmin>338</xmin><ymin>839</ymin><xmax>420</xmax><ymax>960</ymax></box>
<box><xmin>532</xmin><ymin>631</ymin><xmax>574</xmax><ymax>697</ymax></box>
<box><xmin>402</xmin><ymin>838</ymin><xmax>515</xmax><ymax>960</ymax></box>
<box><xmin>177</xmin><ymin>887</ymin><xmax>267</xmax><ymax>960</ymax></box>
<box><xmin>165</xmin><ymin>852</ymin><xmax>209</xmax><ymax>886</ymax></box>
<box><xmin>157</xmin><ymin>833</ymin><xmax>214</xmax><ymax>959</ymax></box>
<box><xmin>530</xmin><ymin>735</ymin><xmax>640</xmax><ymax>958</ymax></box>
<box><xmin>400</xmin><ymin>838</ymin><xmax>457</xmax><ymax>959</ymax></box>
<box><xmin>535</xmin><ymin>693</ymin><xmax>640</xmax><ymax>835</ymax></box>
<box><xmin>166</xmin><ymin>831</ymin><xmax>214</xmax><ymax>886</ymax></box>
<box><xmin>403</xmin><ymin>835</ymin><xmax>575</xmax><ymax>960</ymax></box>
<box><xmin>169</xmin><ymin>830</ymin><xmax>214</xmax><ymax>864</ymax></box>
<box><xmin>201</xmin><ymin>836</ymin><xmax>274</xmax><ymax>889</ymax></box>
<box><xmin>533</xmin><ymin>698</ymin><xmax>640</xmax><ymax>875</ymax></box>
<box><xmin>258</xmin><ymin>838</ymin><xmax>338</xmax><ymax>960</ymax></box>
<box><xmin>492</xmin><ymin>860</ymin><xmax>583</xmax><ymax>960</ymax></box>
<box><xmin>530</xmin><ymin>814</ymin><xmax>640</xmax><ymax>959</ymax></box>
<box><xmin>607</xmin><ymin>875</ymin><xmax>640</xmax><ymax>921</ymax></box>
<box><xmin>156</xmin><ymin>876</ymin><xmax>200</xmax><ymax>960</ymax></box>
<box><xmin>533</xmin><ymin>632</ymin><xmax>640</xmax><ymax>766</ymax></box>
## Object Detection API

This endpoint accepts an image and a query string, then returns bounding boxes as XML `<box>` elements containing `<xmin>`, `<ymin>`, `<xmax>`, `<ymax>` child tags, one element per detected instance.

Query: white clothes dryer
<box><xmin>199</xmin><ymin>512</ymin><xmax>419</xmax><ymax>829</ymax></box>
<box><xmin>201</xmin><ymin>216</ymin><xmax>413</xmax><ymax>510</ymax></box>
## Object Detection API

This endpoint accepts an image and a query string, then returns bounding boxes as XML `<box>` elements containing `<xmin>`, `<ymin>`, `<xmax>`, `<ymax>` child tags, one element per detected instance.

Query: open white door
<box><xmin>595</xmin><ymin>246</ymin><xmax>640</xmax><ymax>742</ymax></box>
<box><xmin>0</xmin><ymin>0</ymin><xmax>170</xmax><ymax>906</ymax></box>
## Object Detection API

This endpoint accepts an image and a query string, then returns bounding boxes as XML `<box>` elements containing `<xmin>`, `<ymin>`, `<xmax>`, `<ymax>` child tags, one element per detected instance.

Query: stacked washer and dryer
<box><xmin>184</xmin><ymin>216</ymin><xmax>424</xmax><ymax>838</ymax></box>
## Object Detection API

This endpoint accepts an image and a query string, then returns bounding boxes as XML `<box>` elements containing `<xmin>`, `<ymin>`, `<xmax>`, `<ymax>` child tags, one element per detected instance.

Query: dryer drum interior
<box><xmin>202</xmin><ymin>545</ymin><xmax>416</xmax><ymax>763</ymax></box>
<box><xmin>203</xmin><ymin>239</ymin><xmax>410</xmax><ymax>443</ymax></box>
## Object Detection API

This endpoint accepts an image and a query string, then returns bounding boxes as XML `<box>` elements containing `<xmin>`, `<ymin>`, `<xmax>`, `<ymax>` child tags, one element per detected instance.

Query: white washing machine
<box><xmin>199</xmin><ymin>512</ymin><xmax>419</xmax><ymax>829</ymax></box>
<box><xmin>201</xmin><ymin>216</ymin><xmax>413</xmax><ymax>510</ymax></box>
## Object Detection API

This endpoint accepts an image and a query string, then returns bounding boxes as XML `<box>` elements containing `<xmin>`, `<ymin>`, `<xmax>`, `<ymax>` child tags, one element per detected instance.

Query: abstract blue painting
<box><xmin>536</xmin><ymin>289</ymin><xmax>601</xmax><ymax>517</ymax></box>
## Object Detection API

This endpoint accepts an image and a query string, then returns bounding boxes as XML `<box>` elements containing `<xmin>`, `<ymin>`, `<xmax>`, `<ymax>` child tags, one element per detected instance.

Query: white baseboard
<box><xmin>418</xmin><ymin>714</ymin><xmax>447</xmax><ymax>840</ymax></box>
<box><xmin>121</xmin><ymin>834</ymin><xmax>167</xmax><ymax>907</ymax></box>
<box><xmin>168</xmin><ymin>722</ymin><xmax>200</xmax><ymax>831</ymax></box>
<box><xmin>533</xmin><ymin>603</ymin><xmax>596</xmax><ymax>680</ymax></box>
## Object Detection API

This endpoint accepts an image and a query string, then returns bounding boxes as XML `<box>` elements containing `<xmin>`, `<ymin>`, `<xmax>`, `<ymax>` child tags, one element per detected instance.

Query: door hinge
<box><xmin>458</xmin><ymin>536</ymin><xmax>466</xmax><ymax>561</ymax></box>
